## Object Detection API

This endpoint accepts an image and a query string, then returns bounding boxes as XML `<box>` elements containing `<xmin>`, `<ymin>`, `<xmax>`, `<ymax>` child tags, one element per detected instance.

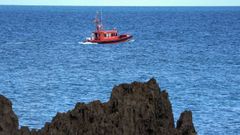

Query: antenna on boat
<box><xmin>101</xmin><ymin>9</ymin><xmax>103</xmax><ymax>26</ymax></box>
<box><xmin>95</xmin><ymin>11</ymin><xmax>103</xmax><ymax>31</ymax></box>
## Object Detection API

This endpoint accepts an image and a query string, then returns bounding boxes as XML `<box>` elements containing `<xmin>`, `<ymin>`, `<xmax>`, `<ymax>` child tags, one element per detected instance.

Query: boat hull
<box><xmin>86</xmin><ymin>35</ymin><xmax>133</xmax><ymax>44</ymax></box>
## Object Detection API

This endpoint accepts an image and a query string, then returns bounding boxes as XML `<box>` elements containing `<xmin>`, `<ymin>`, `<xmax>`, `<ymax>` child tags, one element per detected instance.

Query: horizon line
<box><xmin>0</xmin><ymin>4</ymin><xmax>240</xmax><ymax>7</ymax></box>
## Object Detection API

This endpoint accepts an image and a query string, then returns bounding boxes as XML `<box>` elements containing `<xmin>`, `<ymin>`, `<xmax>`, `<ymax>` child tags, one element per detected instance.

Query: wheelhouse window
<box><xmin>111</xmin><ymin>33</ymin><xmax>116</xmax><ymax>37</ymax></box>
<box><xmin>104</xmin><ymin>33</ymin><xmax>113</xmax><ymax>38</ymax></box>
<box><xmin>94</xmin><ymin>33</ymin><xmax>99</xmax><ymax>39</ymax></box>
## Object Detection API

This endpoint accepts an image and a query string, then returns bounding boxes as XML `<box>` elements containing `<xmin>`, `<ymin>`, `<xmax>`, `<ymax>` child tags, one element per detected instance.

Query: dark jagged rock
<box><xmin>0</xmin><ymin>78</ymin><xmax>197</xmax><ymax>135</ymax></box>
<box><xmin>177</xmin><ymin>111</ymin><xmax>196</xmax><ymax>135</ymax></box>
<box><xmin>0</xmin><ymin>95</ymin><xmax>18</xmax><ymax>135</ymax></box>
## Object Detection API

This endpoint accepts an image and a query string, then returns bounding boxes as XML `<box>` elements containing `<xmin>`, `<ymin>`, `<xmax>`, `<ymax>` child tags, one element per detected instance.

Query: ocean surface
<box><xmin>0</xmin><ymin>6</ymin><xmax>239</xmax><ymax>135</ymax></box>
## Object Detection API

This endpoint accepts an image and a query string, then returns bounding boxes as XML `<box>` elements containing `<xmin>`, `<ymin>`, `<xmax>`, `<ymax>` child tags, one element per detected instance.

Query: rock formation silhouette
<box><xmin>0</xmin><ymin>78</ymin><xmax>196</xmax><ymax>135</ymax></box>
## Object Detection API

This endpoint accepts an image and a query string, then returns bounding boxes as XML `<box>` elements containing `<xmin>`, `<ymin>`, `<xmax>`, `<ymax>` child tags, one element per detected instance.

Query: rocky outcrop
<box><xmin>0</xmin><ymin>95</ymin><xmax>18</xmax><ymax>135</ymax></box>
<box><xmin>0</xmin><ymin>78</ymin><xmax>197</xmax><ymax>135</ymax></box>
<box><xmin>177</xmin><ymin>111</ymin><xmax>196</xmax><ymax>135</ymax></box>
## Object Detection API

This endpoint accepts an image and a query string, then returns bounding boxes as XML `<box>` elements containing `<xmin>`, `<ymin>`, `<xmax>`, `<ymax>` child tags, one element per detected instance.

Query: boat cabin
<box><xmin>92</xmin><ymin>30</ymin><xmax>118</xmax><ymax>41</ymax></box>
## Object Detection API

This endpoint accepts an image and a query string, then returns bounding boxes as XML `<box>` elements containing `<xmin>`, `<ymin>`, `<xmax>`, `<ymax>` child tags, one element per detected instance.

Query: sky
<box><xmin>0</xmin><ymin>0</ymin><xmax>240</xmax><ymax>6</ymax></box>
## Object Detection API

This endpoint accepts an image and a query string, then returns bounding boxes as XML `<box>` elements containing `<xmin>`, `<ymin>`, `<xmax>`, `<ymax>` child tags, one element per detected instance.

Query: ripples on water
<box><xmin>0</xmin><ymin>6</ymin><xmax>239</xmax><ymax>135</ymax></box>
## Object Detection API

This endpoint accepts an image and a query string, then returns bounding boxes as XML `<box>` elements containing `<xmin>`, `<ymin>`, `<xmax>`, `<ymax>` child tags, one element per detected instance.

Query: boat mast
<box><xmin>95</xmin><ymin>11</ymin><xmax>103</xmax><ymax>31</ymax></box>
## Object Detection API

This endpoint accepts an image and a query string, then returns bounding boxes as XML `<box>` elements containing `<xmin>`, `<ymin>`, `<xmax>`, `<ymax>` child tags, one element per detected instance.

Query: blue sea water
<box><xmin>0</xmin><ymin>6</ymin><xmax>239</xmax><ymax>135</ymax></box>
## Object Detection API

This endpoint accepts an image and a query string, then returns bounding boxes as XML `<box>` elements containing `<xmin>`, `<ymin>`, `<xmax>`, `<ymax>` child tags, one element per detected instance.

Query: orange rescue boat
<box><xmin>84</xmin><ymin>12</ymin><xmax>133</xmax><ymax>44</ymax></box>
